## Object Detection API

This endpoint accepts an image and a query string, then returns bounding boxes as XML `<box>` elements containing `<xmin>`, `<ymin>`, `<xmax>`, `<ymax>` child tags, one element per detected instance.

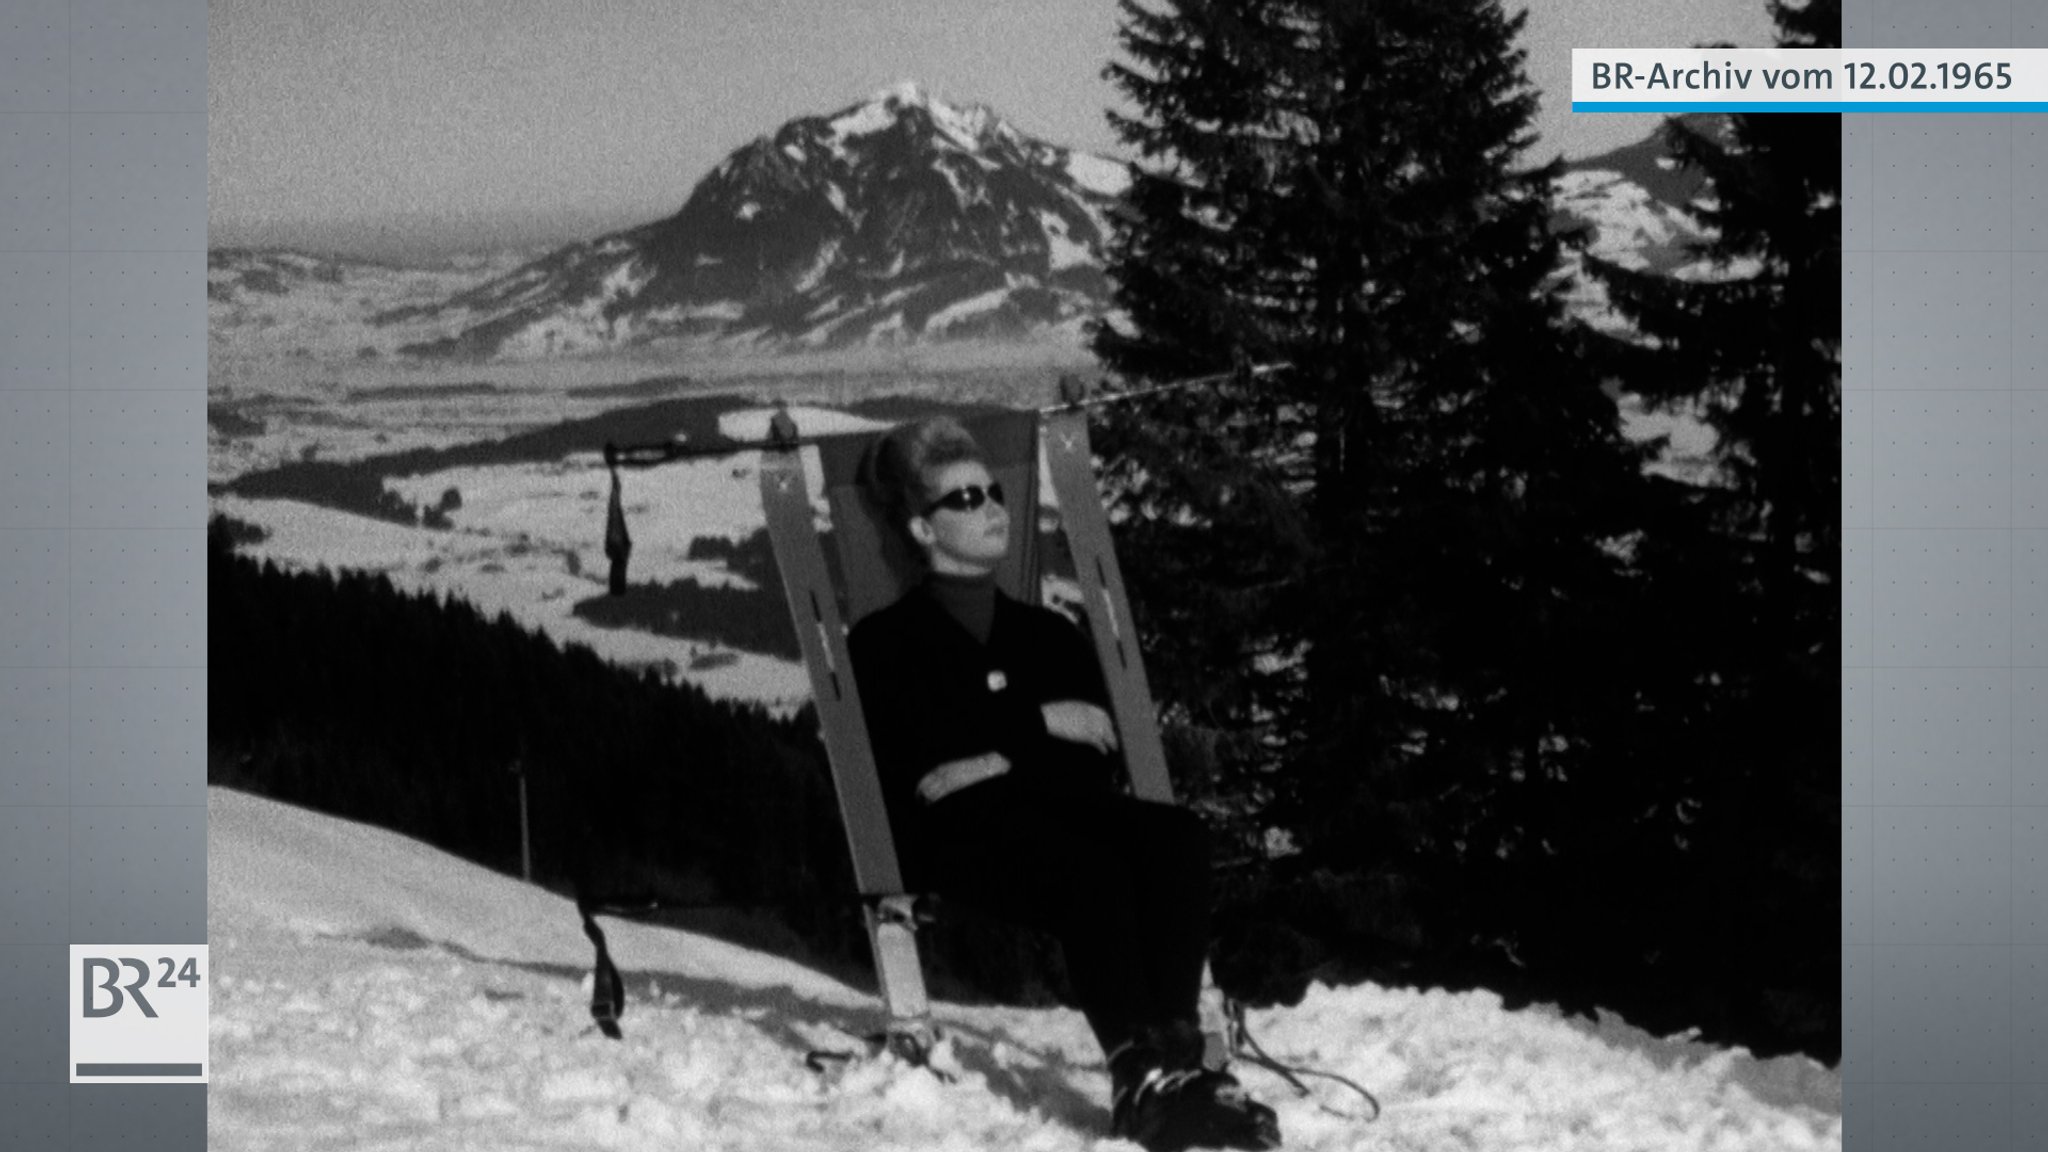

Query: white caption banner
<box><xmin>1572</xmin><ymin>49</ymin><xmax>2048</xmax><ymax>110</ymax></box>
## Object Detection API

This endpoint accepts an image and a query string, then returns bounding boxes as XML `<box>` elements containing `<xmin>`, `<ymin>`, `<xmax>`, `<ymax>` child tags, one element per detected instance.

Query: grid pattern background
<box><xmin>1842</xmin><ymin>2</ymin><xmax>2048</xmax><ymax>1149</ymax></box>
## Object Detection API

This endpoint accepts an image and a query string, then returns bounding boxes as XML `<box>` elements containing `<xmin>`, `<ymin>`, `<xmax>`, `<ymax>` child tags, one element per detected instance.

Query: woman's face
<box><xmin>911</xmin><ymin>459</ymin><xmax>1011</xmax><ymax>576</ymax></box>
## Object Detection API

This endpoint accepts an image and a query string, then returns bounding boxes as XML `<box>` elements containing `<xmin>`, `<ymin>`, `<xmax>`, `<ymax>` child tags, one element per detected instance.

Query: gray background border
<box><xmin>0</xmin><ymin>0</ymin><xmax>2008</xmax><ymax>1147</ymax></box>
<box><xmin>1</xmin><ymin>0</ymin><xmax>207</xmax><ymax>1147</ymax></box>
<box><xmin>1842</xmin><ymin>1</ymin><xmax>2048</xmax><ymax>1149</ymax></box>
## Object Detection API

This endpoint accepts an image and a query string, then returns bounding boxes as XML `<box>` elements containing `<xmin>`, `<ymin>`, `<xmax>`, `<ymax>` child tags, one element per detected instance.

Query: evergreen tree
<box><xmin>1583</xmin><ymin>0</ymin><xmax>1841</xmax><ymax>1058</ymax></box>
<box><xmin>1093</xmin><ymin>0</ymin><xmax>1661</xmax><ymax>1008</ymax></box>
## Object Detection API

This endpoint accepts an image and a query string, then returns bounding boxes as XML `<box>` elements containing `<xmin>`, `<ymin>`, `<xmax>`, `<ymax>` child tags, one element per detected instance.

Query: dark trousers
<box><xmin>914</xmin><ymin>773</ymin><xmax>1212</xmax><ymax>1057</ymax></box>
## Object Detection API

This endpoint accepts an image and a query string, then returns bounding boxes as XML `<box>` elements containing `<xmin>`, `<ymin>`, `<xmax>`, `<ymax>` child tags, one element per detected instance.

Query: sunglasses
<box><xmin>923</xmin><ymin>481</ymin><xmax>1006</xmax><ymax>515</ymax></box>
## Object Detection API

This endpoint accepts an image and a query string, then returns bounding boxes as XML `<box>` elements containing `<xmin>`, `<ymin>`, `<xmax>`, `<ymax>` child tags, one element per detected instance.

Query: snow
<box><xmin>206</xmin><ymin>250</ymin><xmax>515</xmax><ymax>360</ymax></box>
<box><xmin>1553</xmin><ymin>169</ymin><xmax>1690</xmax><ymax>272</ymax></box>
<box><xmin>1676</xmin><ymin>254</ymin><xmax>1764</xmax><ymax>283</ymax></box>
<box><xmin>928</xmin><ymin>99</ymin><xmax>995</xmax><ymax>153</ymax></box>
<box><xmin>839</xmin><ymin>80</ymin><xmax>996</xmax><ymax>155</ymax></box>
<box><xmin>665</xmin><ymin>301</ymin><xmax>745</xmax><ymax>321</ymax></box>
<box><xmin>801</xmin><ymin>305</ymin><xmax>883</xmax><ymax>346</ymax></box>
<box><xmin>487</xmin><ymin>257</ymin><xmax>661</xmax><ymax>360</ymax></box>
<box><xmin>600</xmin><ymin>259</ymin><xmax>655</xmax><ymax>303</ymax></box>
<box><xmin>207</xmin><ymin>787</ymin><xmax>1840</xmax><ymax>1151</ymax></box>
<box><xmin>831</xmin><ymin>100</ymin><xmax>897</xmax><ymax>139</ymax></box>
<box><xmin>1038</xmin><ymin>211</ymin><xmax>1094</xmax><ymax>271</ymax></box>
<box><xmin>214</xmin><ymin>403</ymin><xmax>893</xmax><ymax>715</ymax></box>
<box><xmin>935</xmin><ymin>155</ymin><xmax>977</xmax><ymax>204</ymax></box>
<box><xmin>792</xmin><ymin>238</ymin><xmax>844</xmax><ymax>294</ymax></box>
<box><xmin>1547</xmin><ymin>169</ymin><xmax>1718</xmax><ymax>344</ymax></box>
<box><xmin>923</xmin><ymin>287</ymin><xmax>1012</xmax><ymax>333</ymax></box>
<box><xmin>213</xmin><ymin>445</ymin><xmax>819</xmax><ymax>712</ymax></box>
<box><xmin>873</xmin><ymin>78</ymin><xmax>930</xmax><ymax>107</ymax></box>
<box><xmin>716</xmin><ymin>405</ymin><xmax>891</xmax><ymax>442</ymax></box>
<box><xmin>1064</xmin><ymin>152</ymin><xmax>1132</xmax><ymax>199</ymax></box>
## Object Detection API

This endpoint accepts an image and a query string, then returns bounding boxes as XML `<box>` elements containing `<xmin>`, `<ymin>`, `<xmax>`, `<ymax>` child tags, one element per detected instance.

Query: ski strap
<box><xmin>1227</xmin><ymin>999</ymin><xmax>1381</xmax><ymax>1122</ymax></box>
<box><xmin>578</xmin><ymin>900</ymin><xmax>626</xmax><ymax>1040</ymax></box>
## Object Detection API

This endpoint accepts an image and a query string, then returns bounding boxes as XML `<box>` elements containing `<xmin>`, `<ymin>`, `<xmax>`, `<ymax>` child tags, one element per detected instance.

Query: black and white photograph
<box><xmin>204</xmin><ymin>0</ymin><xmax>1843</xmax><ymax>1147</ymax></box>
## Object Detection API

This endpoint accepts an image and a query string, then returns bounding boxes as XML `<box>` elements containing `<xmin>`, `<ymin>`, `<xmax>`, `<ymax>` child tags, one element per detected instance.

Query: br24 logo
<box><xmin>82</xmin><ymin>956</ymin><xmax>202</xmax><ymax>1018</ymax></box>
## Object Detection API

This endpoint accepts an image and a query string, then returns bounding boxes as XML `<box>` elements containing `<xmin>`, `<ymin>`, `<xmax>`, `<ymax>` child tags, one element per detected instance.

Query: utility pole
<box><xmin>511</xmin><ymin>756</ymin><xmax>532</xmax><ymax>882</ymax></box>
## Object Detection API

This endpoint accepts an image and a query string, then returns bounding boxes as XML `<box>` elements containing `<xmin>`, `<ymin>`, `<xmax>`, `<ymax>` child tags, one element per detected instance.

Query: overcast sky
<box><xmin>209</xmin><ymin>0</ymin><xmax>1777</xmax><ymax>259</ymax></box>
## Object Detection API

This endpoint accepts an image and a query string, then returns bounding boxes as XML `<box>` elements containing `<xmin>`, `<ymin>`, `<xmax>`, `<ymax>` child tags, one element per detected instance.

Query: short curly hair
<box><xmin>863</xmin><ymin>416</ymin><xmax>987</xmax><ymax>545</ymax></box>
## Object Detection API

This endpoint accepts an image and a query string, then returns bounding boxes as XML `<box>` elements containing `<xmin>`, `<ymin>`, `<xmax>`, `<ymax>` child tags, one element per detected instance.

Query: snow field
<box><xmin>1039</xmin><ymin>210</ymin><xmax>1096</xmax><ymax>271</ymax></box>
<box><xmin>214</xmin><ymin>441</ymin><xmax>817</xmax><ymax>709</ymax></box>
<box><xmin>212</xmin><ymin>374</ymin><xmax>1714</xmax><ymax>712</ymax></box>
<box><xmin>1063</xmin><ymin>152</ymin><xmax>1133</xmax><ymax>199</ymax></box>
<box><xmin>207</xmin><ymin>788</ymin><xmax>1839</xmax><ymax>1152</ymax></box>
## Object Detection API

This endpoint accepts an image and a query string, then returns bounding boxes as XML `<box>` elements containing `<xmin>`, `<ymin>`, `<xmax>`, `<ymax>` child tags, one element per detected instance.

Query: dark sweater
<box><xmin>924</xmin><ymin>569</ymin><xmax>998</xmax><ymax>645</ymax></box>
<box><xmin>847</xmin><ymin>579</ymin><xmax>1118</xmax><ymax>842</ymax></box>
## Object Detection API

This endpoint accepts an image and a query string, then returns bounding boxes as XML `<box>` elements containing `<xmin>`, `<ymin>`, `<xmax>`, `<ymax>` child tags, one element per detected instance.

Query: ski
<box><xmin>759</xmin><ymin>422</ymin><xmax>939</xmax><ymax>1065</ymax></box>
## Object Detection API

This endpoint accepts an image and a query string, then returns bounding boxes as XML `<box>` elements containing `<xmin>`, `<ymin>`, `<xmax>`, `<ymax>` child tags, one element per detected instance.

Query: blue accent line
<box><xmin>1574</xmin><ymin>101</ymin><xmax>2048</xmax><ymax>113</ymax></box>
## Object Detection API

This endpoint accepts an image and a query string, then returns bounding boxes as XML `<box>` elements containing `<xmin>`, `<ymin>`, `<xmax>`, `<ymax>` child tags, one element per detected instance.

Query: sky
<box><xmin>208</xmin><ymin>0</ymin><xmax>1777</xmax><ymax>260</ymax></box>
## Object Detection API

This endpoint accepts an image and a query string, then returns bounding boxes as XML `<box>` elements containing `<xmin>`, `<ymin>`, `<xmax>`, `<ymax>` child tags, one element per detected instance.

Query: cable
<box><xmin>593</xmin><ymin>362</ymin><xmax>1291</xmax><ymax>469</ymax></box>
<box><xmin>1042</xmin><ymin>362</ymin><xmax>1286</xmax><ymax>413</ymax></box>
<box><xmin>577</xmin><ymin>890</ymin><xmax>906</xmax><ymax>920</ymax></box>
<box><xmin>1228</xmin><ymin>998</ymin><xmax>1382</xmax><ymax>1122</ymax></box>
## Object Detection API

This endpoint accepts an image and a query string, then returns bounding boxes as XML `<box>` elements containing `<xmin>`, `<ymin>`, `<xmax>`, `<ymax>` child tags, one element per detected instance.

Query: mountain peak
<box><xmin>374</xmin><ymin>86</ymin><xmax>1129</xmax><ymax>358</ymax></box>
<box><xmin>870</xmin><ymin>78</ymin><xmax>934</xmax><ymax>107</ymax></box>
<box><xmin>829</xmin><ymin>80</ymin><xmax>1004</xmax><ymax>151</ymax></box>
<box><xmin>214</xmin><ymin>93</ymin><xmax>1704</xmax><ymax>362</ymax></box>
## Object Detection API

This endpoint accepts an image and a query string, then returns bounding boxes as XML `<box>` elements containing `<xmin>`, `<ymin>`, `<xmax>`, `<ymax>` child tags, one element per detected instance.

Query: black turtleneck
<box><xmin>924</xmin><ymin>569</ymin><xmax>999</xmax><ymax>646</ymax></box>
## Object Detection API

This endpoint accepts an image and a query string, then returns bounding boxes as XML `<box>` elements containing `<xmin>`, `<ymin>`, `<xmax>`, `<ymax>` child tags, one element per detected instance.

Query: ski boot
<box><xmin>1110</xmin><ymin>1027</ymin><xmax>1282</xmax><ymax>1151</ymax></box>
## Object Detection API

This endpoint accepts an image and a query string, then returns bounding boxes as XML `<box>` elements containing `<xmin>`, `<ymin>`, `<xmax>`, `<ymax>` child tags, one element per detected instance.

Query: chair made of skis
<box><xmin>757</xmin><ymin>404</ymin><xmax>1190</xmax><ymax>1064</ymax></box>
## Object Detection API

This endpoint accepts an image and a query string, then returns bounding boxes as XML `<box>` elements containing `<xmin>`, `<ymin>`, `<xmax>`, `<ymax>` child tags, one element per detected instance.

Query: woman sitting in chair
<box><xmin>848</xmin><ymin>416</ymin><xmax>1281</xmax><ymax>1152</ymax></box>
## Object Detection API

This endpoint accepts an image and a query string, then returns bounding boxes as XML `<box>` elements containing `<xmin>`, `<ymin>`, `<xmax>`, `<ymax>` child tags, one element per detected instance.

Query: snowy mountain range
<box><xmin>206</xmin><ymin>83</ymin><xmax>1719</xmax><ymax>363</ymax></box>
<box><xmin>389</xmin><ymin>80</ymin><xmax>1122</xmax><ymax>358</ymax></box>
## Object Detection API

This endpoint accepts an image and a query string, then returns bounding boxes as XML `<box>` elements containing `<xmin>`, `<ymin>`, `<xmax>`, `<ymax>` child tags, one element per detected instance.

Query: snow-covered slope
<box><xmin>207</xmin><ymin>247</ymin><xmax>538</xmax><ymax>360</ymax></box>
<box><xmin>208</xmin><ymin>787</ymin><xmax>1842</xmax><ymax>1150</ymax></box>
<box><xmin>211</xmin><ymin>403</ymin><xmax>895</xmax><ymax>712</ymax></box>
<box><xmin>1549</xmin><ymin>118</ymin><xmax>1730</xmax><ymax>337</ymax></box>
